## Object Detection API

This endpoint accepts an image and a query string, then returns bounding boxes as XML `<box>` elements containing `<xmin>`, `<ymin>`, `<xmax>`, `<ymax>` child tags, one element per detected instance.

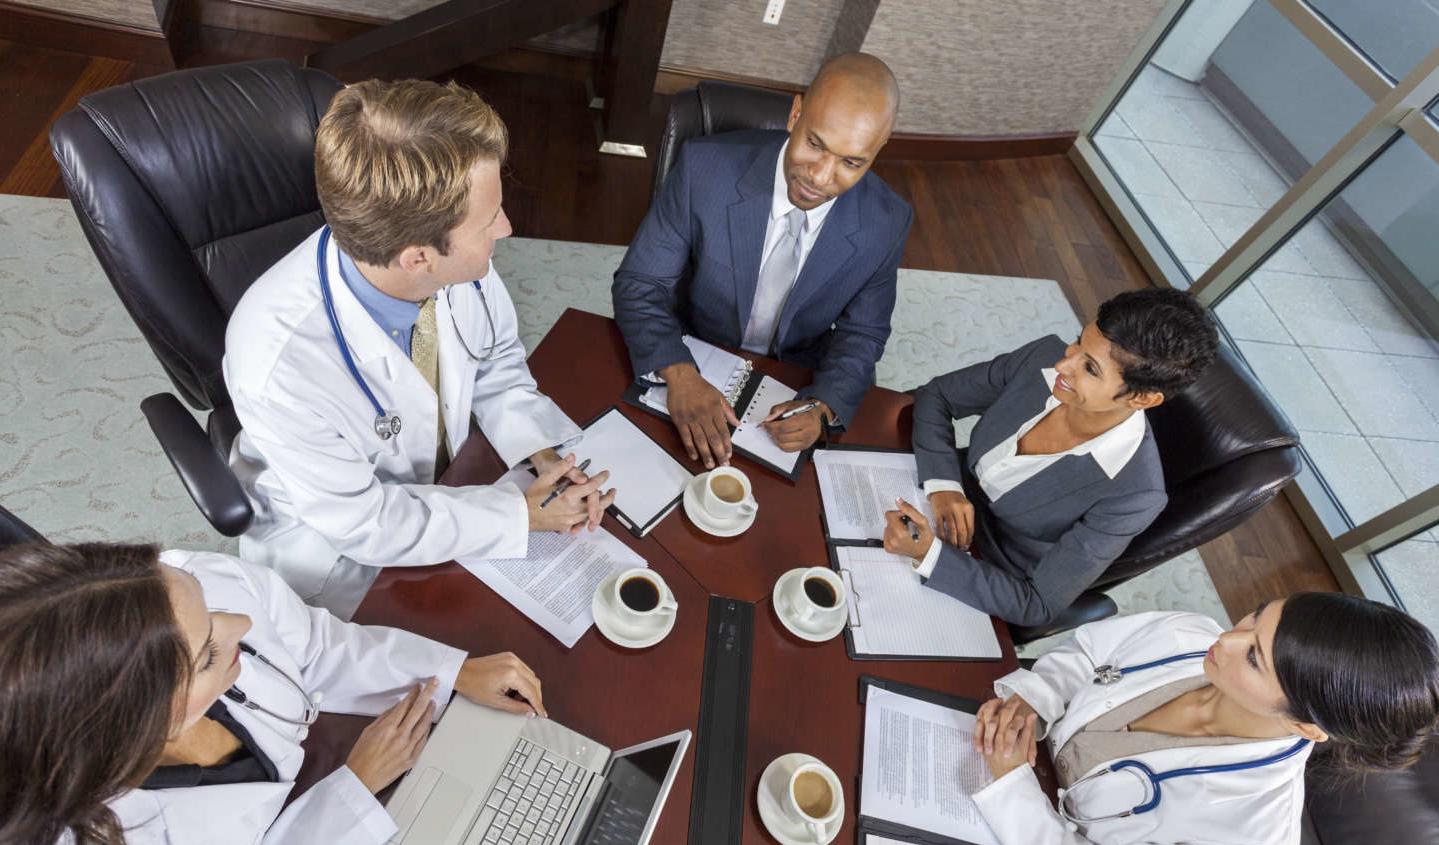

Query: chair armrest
<box><xmin>1009</xmin><ymin>590</ymin><xmax>1118</xmax><ymax>645</ymax></box>
<box><xmin>141</xmin><ymin>393</ymin><xmax>253</xmax><ymax>537</ymax></box>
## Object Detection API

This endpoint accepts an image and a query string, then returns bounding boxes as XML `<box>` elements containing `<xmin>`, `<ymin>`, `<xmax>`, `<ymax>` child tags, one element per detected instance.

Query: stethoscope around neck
<box><xmin>316</xmin><ymin>225</ymin><xmax>499</xmax><ymax>442</ymax></box>
<box><xmin>1056</xmin><ymin>650</ymin><xmax>1313</xmax><ymax>824</ymax></box>
<box><xmin>222</xmin><ymin>642</ymin><xmax>321</xmax><ymax>726</ymax></box>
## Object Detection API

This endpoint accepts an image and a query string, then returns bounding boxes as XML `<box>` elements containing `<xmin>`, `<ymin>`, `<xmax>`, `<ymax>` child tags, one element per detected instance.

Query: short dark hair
<box><xmin>1095</xmin><ymin>288</ymin><xmax>1218</xmax><ymax>398</ymax></box>
<box><xmin>0</xmin><ymin>543</ymin><xmax>188</xmax><ymax>845</ymax></box>
<box><xmin>1273</xmin><ymin>592</ymin><xmax>1439</xmax><ymax>773</ymax></box>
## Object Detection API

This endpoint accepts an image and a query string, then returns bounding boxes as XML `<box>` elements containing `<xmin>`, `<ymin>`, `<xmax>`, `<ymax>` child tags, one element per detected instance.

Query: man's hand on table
<box><xmin>526</xmin><ymin>452</ymin><xmax>614</xmax><ymax>534</ymax></box>
<box><xmin>660</xmin><ymin>362</ymin><xmax>739</xmax><ymax>469</ymax></box>
<box><xmin>761</xmin><ymin>399</ymin><xmax>830</xmax><ymax>452</ymax></box>
<box><xmin>457</xmin><ymin>651</ymin><xmax>547</xmax><ymax>718</ymax></box>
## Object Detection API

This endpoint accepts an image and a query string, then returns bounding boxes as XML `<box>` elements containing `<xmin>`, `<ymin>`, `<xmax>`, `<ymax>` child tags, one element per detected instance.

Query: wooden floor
<box><xmin>0</xmin><ymin>32</ymin><xmax>1339</xmax><ymax>619</ymax></box>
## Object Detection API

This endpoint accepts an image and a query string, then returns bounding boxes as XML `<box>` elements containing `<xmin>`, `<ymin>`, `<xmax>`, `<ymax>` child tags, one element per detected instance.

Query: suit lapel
<box><xmin>728</xmin><ymin>141</ymin><xmax>782</xmax><ymax>337</ymax></box>
<box><xmin>1004</xmin><ymin>454</ymin><xmax>1111</xmax><ymax>512</ymax></box>
<box><xmin>775</xmin><ymin>187</ymin><xmax>859</xmax><ymax>347</ymax></box>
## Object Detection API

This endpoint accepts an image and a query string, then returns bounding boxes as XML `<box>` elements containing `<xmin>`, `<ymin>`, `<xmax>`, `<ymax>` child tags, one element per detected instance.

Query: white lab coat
<box><xmin>99</xmin><ymin>549</ymin><xmax>466</xmax><ymax>844</ymax></box>
<box><xmin>224</xmin><ymin>227</ymin><xmax>581</xmax><ymax>618</ymax></box>
<box><xmin>972</xmin><ymin>612</ymin><xmax>1311</xmax><ymax>845</ymax></box>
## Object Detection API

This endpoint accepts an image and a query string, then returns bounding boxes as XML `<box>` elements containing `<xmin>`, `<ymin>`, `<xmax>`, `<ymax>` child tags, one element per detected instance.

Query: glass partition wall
<box><xmin>1071</xmin><ymin>0</ymin><xmax>1439</xmax><ymax>630</ymax></box>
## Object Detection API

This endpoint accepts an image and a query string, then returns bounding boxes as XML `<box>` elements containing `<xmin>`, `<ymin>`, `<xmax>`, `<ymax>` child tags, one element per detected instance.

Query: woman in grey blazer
<box><xmin>883</xmin><ymin>289</ymin><xmax>1218</xmax><ymax>627</ymax></box>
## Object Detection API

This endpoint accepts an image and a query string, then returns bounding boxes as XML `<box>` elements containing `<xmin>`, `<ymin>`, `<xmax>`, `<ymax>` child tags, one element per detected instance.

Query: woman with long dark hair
<box><xmin>967</xmin><ymin>595</ymin><xmax>1439</xmax><ymax>844</ymax></box>
<box><xmin>0</xmin><ymin>543</ymin><xmax>547</xmax><ymax>844</ymax></box>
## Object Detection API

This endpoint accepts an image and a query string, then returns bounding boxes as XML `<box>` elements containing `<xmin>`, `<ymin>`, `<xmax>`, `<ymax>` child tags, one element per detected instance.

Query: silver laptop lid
<box><xmin>571</xmin><ymin>730</ymin><xmax>691</xmax><ymax>845</ymax></box>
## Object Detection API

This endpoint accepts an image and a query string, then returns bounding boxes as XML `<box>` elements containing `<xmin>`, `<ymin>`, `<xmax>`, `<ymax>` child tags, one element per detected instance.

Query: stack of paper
<box><xmin>457</xmin><ymin>468</ymin><xmax>647</xmax><ymax>647</ymax></box>
<box><xmin>861</xmin><ymin>687</ymin><xmax>1000</xmax><ymax>845</ymax></box>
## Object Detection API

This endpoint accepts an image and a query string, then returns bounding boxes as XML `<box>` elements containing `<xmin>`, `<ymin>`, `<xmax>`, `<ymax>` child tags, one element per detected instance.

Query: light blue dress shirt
<box><xmin>337</xmin><ymin>249</ymin><xmax>422</xmax><ymax>356</ymax></box>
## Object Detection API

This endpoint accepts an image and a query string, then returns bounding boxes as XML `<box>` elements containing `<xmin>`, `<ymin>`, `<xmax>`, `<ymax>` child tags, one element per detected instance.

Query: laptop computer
<box><xmin>386</xmin><ymin>696</ymin><xmax>691</xmax><ymax>845</ymax></box>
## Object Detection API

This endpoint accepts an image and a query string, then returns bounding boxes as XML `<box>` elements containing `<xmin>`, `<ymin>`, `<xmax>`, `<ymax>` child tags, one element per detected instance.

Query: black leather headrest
<box><xmin>50</xmin><ymin>60</ymin><xmax>341</xmax><ymax>409</ymax></box>
<box><xmin>1147</xmin><ymin>342</ymin><xmax>1299</xmax><ymax>489</ymax></box>
<box><xmin>0</xmin><ymin>504</ymin><xmax>43</xmax><ymax>549</ymax></box>
<box><xmin>653</xmin><ymin>80</ymin><xmax>795</xmax><ymax>201</ymax></box>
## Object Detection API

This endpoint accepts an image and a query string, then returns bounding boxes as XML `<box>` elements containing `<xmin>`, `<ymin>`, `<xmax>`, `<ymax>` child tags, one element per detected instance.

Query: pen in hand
<box><xmin>539</xmin><ymin>457</ymin><xmax>591</xmax><ymax>509</ymax></box>
<box><xmin>899</xmin><ymin>514</ymin><xmax>921</xmax><ymax>542</ymax></box>
<box><xmin>770</xmin><ymin>401</ymin><xmax>819</xmax><ymax>422</ymax></box>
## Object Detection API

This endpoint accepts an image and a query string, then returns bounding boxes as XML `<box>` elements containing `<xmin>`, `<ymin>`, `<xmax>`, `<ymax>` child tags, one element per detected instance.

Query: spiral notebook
<box><xmin>622</xmin><ymin>336</ymin><xmax>810</xmax><ymax>481</ymax></box>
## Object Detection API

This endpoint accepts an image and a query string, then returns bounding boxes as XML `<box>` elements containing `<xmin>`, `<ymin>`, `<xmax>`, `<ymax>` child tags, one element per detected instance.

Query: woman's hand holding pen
<box><xmin>882</xmin><ymin>498</ymin><xmax>934</xmax><ymax>559</ymax></box>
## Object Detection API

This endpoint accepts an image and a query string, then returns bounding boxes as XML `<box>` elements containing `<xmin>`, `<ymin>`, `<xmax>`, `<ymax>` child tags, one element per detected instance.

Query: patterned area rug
<box><xmin>0</xmin><ymin>194</ymin><xmax>1229</xmax><ymax>641</ymax></box>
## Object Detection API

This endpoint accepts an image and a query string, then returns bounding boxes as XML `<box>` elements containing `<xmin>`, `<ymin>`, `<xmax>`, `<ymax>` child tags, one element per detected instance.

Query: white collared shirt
<box><xmin>913</xmin><ymin>368</ymin><xmax>1147</xmax><ymax>575</ymax></box>
<box><xmin>760</xmin><ymin>138</ymin><xmax>835</xmax><ymax>272</ymax></box>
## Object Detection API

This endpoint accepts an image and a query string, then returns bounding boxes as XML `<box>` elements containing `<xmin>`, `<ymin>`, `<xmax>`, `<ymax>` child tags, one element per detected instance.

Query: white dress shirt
<box><xmin>913</xmin><ymin>369</ymin><xmax>1147</xmax><ymax>575</ymax></box>
<box><xmin>760</xmin><ymin>138</ymin><xmax>835</xmax><ymax>271</ymax></box>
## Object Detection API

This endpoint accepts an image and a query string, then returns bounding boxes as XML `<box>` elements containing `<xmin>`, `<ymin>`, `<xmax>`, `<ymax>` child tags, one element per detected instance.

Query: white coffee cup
<box><xmin>785</xmin><ymin>760</ymin><xmax>844</xmax><ymax>842</ymax></box>
<box><xmin>700</xmin><ymin>467</ymin><xmax>758</xmax><ymax>522</ymax></box>
<box><xmin>782</xmin><ymin>567</ymin><xmax>847</xmax><ymax>632</ymax></box>
<box><xmin>609</xmin><ymin>568</ymin><xmax>677</xmax><ymax>633</ymax></box>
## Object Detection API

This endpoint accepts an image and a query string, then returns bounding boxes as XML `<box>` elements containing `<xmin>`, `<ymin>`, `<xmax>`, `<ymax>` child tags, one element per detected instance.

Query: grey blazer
<box><xmin>911</xmin><ymin>335</ymin><xmax>1167</xmax><ymax>626</ymax></box>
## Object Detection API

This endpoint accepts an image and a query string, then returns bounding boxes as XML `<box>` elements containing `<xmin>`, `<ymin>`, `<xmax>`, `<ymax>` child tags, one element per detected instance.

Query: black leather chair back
<box><xmin>1096</xmin><ymin>341</ymin><xmax>1301</xmax><ymax>586</ymax></box>
<box><xmin>0</xmin><ymin>505</ymin><xmax>43</xmax><ymax>549</ymax></box>
<box><xmin>49</xmin><ymin>60</ymin><xmax>343</xmax><ymax>413</ymax></box>
<box><xmin>1304</xmin><ymin>745</ymin><xmax>1439</xmax><ymax>844</ymax></box>
<box><xmin>653</xmin><ymin>81</ymin><xmax>795</xmax><ymax>201</ymax></box>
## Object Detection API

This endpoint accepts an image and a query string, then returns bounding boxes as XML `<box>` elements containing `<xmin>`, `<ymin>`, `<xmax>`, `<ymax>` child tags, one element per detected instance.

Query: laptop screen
<box><xmin>578</xmin><ymin>738</ymin><xmax>685</xmax><ymax>844</ymax></box>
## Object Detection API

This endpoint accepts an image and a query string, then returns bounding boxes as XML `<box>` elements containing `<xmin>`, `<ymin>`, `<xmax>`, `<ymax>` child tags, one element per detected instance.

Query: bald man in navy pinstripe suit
<box><xmin>613</xmin><ymin>54</ymin><xmax>913</xmax><ymax>469</ymax></box>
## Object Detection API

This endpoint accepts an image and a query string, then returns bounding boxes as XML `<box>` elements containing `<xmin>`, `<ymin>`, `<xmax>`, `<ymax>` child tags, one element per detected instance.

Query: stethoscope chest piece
<box><xmin>374</xmin><ymin>413</ymin><xmax>402</xmax><ymax>440</ymax></box>
<box><xmin>1092</xmin><ymin>664</ymin><xmax>1124</xmax><ymax>685</ymax></box>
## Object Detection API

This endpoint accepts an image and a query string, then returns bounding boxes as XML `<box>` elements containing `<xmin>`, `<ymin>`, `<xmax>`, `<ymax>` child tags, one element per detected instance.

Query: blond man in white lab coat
<box><xmin>224</xmin><ymin>79</ymin><xmax>615</xmax><ymax>619</ymax></box>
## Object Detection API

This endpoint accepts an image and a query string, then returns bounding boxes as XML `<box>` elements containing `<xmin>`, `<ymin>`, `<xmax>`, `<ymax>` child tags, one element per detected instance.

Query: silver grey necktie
<box><xmin>741</xmin><ymin>207</ymin><xmax>807</xmax><ymax>354</ymax></box>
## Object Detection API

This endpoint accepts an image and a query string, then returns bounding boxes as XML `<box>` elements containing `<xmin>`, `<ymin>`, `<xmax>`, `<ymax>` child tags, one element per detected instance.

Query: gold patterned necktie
<box><xmin>410</xmin><ymin>297</ymin><xmax>449</xmax><ymax>479</ymax></box>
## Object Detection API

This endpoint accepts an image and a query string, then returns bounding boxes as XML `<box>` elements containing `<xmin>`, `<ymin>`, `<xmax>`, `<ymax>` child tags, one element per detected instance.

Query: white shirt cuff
<box><xmin>640</xmin><ymin>370</ymin><xmax>664</xmax><ymax>385</ymax></box>
<box><xmin>922</xmin><ymin>478</ymin><xmax>966</xmax><ymax>497</ymax></box>
<box><xmin>913</xmin><ymin>537</ymin><xmax>942</xmax><ymax>578</ymax></box>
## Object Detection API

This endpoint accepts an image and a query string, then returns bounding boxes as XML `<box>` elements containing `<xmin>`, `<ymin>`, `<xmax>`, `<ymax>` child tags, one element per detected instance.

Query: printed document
<box><xmin>836</xmin><ymin>546</ymin><xmax>1000</xmax><ymax>659</ymax></box>
<box><xmin>815</xmin><ymin>449</ymin><xmax>935</xmax><ymax>541</ymax></box>
<box><xmin>458</xmin><ymin>468</ymin><xmax>646</xmax><ymax>647</ymax></box>
<box><xmin>862</xmin><ymin>687</ymin><xmax>1000</xmax><ymax>845</ymax></box>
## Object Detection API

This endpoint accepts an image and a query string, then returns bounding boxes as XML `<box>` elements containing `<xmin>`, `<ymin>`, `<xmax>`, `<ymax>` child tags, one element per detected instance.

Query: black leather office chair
<box><xmin>0</xmin><ymin>505</ymin><xmax>44</xmax><ymax>548</ymax></box>
<box><xmin>653</xmin><ymin>80</ymin><xmax>795</xmax><ymax>201</ymax></box>
<box><xmin>1008</xmin><ymin>342</ymin><xmax>1302</xmax><ymax>643</ymax></box>
<box><xmin>48</xmin><ymin>60</ymin><xmax>344</xmax><ymax>537</ymax></box>
<box><xmin>1302</xmin><ymin>743</ymin><xmax>1439</xmax><ymax>844</ymax></box>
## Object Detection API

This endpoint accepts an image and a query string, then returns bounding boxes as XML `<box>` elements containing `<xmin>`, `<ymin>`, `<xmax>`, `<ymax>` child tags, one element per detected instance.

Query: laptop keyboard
<box><xmin>467</xmin><ymin>738</ymin><xmax>587</xmax><ymax>845</ymax></box>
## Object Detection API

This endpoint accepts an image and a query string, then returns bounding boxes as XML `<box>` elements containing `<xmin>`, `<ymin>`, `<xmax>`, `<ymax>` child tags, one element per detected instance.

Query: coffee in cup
<box><xmin>699</xmin><ymin>467</ymin><xmax>758</xmax><ymax>523</ymax></box>
<box><xmin>608</xmin><ymin>568</ymin><xmax>677</xmax><ymax>634</ymax></box>
<box><xmin>780</xmin><ymin>566</ymin><xmax>847</xmax><ymax>637</ymax></box>
<box><xmin>619</xmin><ymin>574</ymin><xmax>660</xmax><ymax>612</ymax></box>
<box><xmin>785</xmin><ymin>760</ymin><xmax>843</xmax><ymax>841</ymax></box>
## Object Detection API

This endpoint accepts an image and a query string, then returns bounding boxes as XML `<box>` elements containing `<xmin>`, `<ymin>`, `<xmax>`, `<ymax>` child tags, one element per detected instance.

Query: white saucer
<box><xmin>682</xmin><ymin>474</ymin><xmax>756</xmax><ymax>538</ymax></box>
<box><xmin>756</xmin><ymin>753</ymin><xmax>843</xmax><ymax>845</ymax></box>
<box><xmin>590</xmin><ymin>571</ymin><xmax>676</xmax><ymax>649</ymax></box>
<box><xmin>772</xmin><ymin>569</ymin><xmax>847</xmax><ymax>643</ymax></box>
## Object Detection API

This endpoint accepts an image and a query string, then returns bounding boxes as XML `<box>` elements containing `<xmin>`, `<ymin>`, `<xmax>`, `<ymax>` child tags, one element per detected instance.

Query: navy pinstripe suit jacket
<box><xmin>611</xmin><ymin>130</ymin><xmax>913</xmax><ymax>424</ymax></box>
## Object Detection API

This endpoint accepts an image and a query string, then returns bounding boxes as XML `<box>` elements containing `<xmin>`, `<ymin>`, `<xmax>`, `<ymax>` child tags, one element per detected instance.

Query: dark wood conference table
<box><xmin>300</xmin><ymin>308</ymin><xmax>1053</xmax><ymax>843</ymax></box>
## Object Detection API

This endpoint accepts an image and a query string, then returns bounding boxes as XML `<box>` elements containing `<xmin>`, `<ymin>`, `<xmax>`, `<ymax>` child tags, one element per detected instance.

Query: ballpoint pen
<box><xmin>899</xmin><ymin>514</ymin><xmax>921</xmax><ymax>542</ymax></box>
<box><xmin>539</xmin><ymin>458</ymin><xmax>591</xmax><ymax>508</ymax></box>
<box><xmin>774</xmin><ymin>401</ymin><xmax>820</xmax><ymax>421</ymax></box>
